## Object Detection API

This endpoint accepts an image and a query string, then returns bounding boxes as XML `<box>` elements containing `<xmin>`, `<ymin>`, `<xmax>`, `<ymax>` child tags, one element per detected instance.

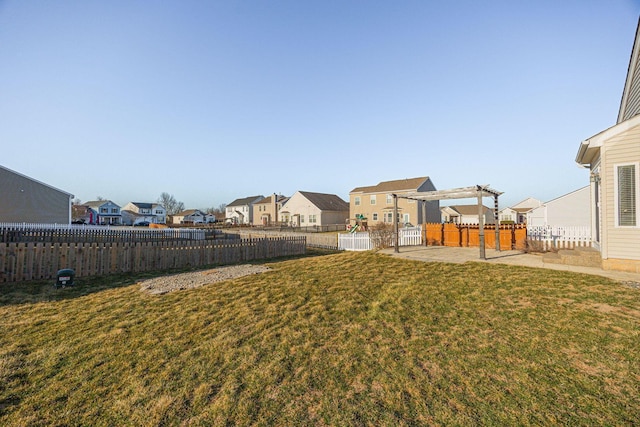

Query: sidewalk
<box><xmin>379</xmin><ymin>245</ymin><xmax>640</xmax><ymax>283</ymax></box>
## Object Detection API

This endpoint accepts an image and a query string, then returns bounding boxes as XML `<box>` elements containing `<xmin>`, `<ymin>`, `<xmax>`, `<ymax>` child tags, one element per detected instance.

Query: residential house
<box><xmin>526</xmin><ymin>186</ymin><xmax>590</xmax><ymax>227</ymax></box>
<box><xmin>575</xmin><ymin>17</ymin><xmax>640</xmax><ymax>272</ymax></box>
<box><xmin>226</xmin><ymin>196</ymin><xmax>264</xmax><ymax>225</ymax></box>
<box><xmin>498</xmin><ymin>197</ymin><xmax>542</xmax><ymax>224</ymax></box>
<box><xmin>121</xmin><ymin>202</ymin><xmax>167</xmax><ymax>225</ymax></box>
<box><xmin>204</xmin><ymin>213</ymin><xmax>217</xmax><ymax>223</ymax></box>
<box><xmin>349</xmin><ymin>177</ymin><xmax>440</xmax><ymax>228</ymax></box>
<box><xmin>173</xmin><ymin>209</ymin><xmax>207</xmax><ymax>224</ymax></box>
<box><xmin>84</xmin><ymin>200</ymin><xmax>122</xmax><ymax>225</ymax></box>
<box><xmin>280</xmin><ymin>191</ymin><xmax>349</xmax><ymax>227</ymax></box>
<box><xmin>441</xmin><ymin>205</ymin><xmax>495</xmax><ymax>225</ymax></box>
<box><xmin>72</xmin><ymin>204</ymin><xmax>91</xmax><ymax>224</ymax></box>
<box><xmin>0</xmin><ymin>164</ymin><xmax>74</xmax><ymax>224</ymax></box>
<box><xmin>252</xmin><ymin>193</ymin><xmax>289</xmax><ymax>226</ymax></box>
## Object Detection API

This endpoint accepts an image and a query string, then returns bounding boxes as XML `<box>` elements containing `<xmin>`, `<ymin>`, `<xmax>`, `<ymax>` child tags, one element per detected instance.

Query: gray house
<box><xmin>0</xmin><ymin>164</ymin><xmax>74</xmax><ymax>223</ymax></box>
<box><xmin>83</xmin><ymin>200</ymin><xmax>122</xmax><ymax>225</ymax></box>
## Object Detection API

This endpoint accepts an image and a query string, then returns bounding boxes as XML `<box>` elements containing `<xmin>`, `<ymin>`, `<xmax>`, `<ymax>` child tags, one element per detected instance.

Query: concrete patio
<box><xmin>379</xmin><ymin>245</ymin><xmax>640</xmax><ymax>283</ymax></box>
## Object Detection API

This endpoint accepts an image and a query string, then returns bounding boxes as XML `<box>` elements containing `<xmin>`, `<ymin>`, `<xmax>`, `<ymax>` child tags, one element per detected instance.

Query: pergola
<box><xmin>391</xmin><ymin>185</ymin><xmax>503</xmax><ymax>259</ymax></box>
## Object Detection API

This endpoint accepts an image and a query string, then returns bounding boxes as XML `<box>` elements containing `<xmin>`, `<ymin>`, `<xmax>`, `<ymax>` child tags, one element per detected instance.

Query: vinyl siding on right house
<box><xmin>601</xmin><ymin>123</ymin><xmax>640</xmax><ymax>260</ymax></box>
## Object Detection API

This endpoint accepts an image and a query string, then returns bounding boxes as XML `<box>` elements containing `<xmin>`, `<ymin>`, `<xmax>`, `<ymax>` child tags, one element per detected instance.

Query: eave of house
<box><xmin>576</xmin><ymin>113</ymin><xmax>640</xmax><ymax>166</ymax></box>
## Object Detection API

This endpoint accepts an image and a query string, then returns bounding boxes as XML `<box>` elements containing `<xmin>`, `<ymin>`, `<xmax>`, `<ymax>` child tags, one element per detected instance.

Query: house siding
<box><xmin>0</xmin><ymin>167</ymin><xmax>72</xmax><ymax>223</ymax></box>
<box><xmin>601</xmin><ymin>124</ymin><xmax>640</xmax><ymax>260</ymax></box>
<box><xmin>283</xmin><ymin>196</ymin><xmax>321</xmax><ymax>226</ymax></box>
<box><xmin>349</xmin><ymin>177</ymin><xmax>440</xmax><ymax>226</ymax></box>
<box><xmin>282</xmin><ymin>192</ymin><xmax>348</xmax><ymax>226</ymax></box>
<box><xmin>526</xmin><ymin>187</ymin><xmax>590</xmax><ymax>227</ymax></box>
<box><xmin>621</xmin><ymin>57</ymin><xmax>640</xmax><ymax>121</ymax></box>
<box><xmin>619</xmin><ymin>21</ymin><xmax>640</xmax><ymax>123</ymax></box>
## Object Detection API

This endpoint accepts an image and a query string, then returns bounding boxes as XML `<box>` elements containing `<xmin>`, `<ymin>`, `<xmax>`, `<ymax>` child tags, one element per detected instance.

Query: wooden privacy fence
<box><xmin>0</xmin><ymin>224</ymin><xmax>207</xmax><ymax>243</ymax></box>
<box><xmin>425</xmin><ymin>223</ymin><xmax>527</xmax><ymax>250</ymax></box>
<box><xmin>0</xmin><ymin>236</ymin><xmax>306</xmax><ymax>283</ymax></box>
<box><xmin>228</xmin><ymin>230</ymin><xmax>339</xmax><ymax>249</ymax></box>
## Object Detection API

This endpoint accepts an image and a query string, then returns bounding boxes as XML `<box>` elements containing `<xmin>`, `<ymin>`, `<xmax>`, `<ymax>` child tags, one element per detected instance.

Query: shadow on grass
<box><xmin>0</xmin><ymin>247</ymin><xmax>342</xmax><ymax>306</ymax></box>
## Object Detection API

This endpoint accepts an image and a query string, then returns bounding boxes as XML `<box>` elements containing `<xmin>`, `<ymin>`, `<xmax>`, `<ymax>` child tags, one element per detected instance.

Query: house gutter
<box><xmin>575</xmin><ymin>140</ymin><xmax>592</xmax><ymax>168</ymax></box>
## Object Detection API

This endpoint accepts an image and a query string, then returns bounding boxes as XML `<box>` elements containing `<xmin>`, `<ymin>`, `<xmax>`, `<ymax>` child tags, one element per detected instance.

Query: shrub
<box><xmin>369</xmin><ymin>223</ymin><xmax>395</xmax><ymax>249</ymax></box>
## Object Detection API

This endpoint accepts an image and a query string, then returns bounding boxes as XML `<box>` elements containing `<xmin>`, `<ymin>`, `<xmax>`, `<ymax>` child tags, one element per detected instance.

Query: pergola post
<box><xmin>421</xmin><ymin>200</ymin><xmax>427</xmax><ymax>246</ymax></box>
<box><xmin>393</xmin><ymin>193</ymin><xmax>399</xmax><ymax>253</ymax></box>
<box><xmin>396</xmin><ymin>184</ymin><xmax>502</xmax><ymax>260</ymax></box>
<box><xmin>478</xmin><ymin>190</ymin><xmax>486</xmax><ymax>260</ymax></box>
<box><xmin>494</xmin><ymin>194</ymin><xmax>500</xmax><ymax>251</ymax></box>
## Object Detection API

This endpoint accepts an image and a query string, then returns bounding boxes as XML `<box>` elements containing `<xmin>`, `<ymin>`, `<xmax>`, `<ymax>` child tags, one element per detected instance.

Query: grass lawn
<box><xmin>1</xmin><ymin>251</ymin><xmax>639</xmax><ymax>425</ymax></box>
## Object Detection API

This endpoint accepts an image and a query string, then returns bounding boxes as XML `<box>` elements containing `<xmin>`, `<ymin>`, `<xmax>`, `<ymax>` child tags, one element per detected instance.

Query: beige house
<box><xmin>173</xmin><ymin>209</ymin><xmax>206</xmax><ymax>224</ymax></box>
<box><xmin>280</xmin><ymin>191</ymin><xmax>349</xmax><ymax>227</ymax></box>
<box><xmin>252</xmin><ymin>194</ymin><xmax>289</xmax><ymax>226</ymax></box>
<box><xmin>498</xmin><ymin>197</ymin><xmax>542</xmax><ymax>224</ymax></box>
<box><xmin>441</xmin><ymin>205</ymin><xmax>495</xmax><ymax>225</ymax></box>
<box><xmin>0</xmin><ymin>164</ymin><xmax>74</xmax><ymax>224</ymax></box>
<box><xmin>349</xmin><ymin>177</ymin><xmax>440</xmax><ymax>228</ymax></box>
<box><xmin>575</xmin><ymin>18</ymin><xmax>640</xmax><ymax>272</ymax></box>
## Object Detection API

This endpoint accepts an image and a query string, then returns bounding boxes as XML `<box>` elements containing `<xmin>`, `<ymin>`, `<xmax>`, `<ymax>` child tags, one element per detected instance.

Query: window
<box><xmin>372</xmin><ymin>213</ymin><xmax>378</xmax><ymax>221</ymax></box>
<box><xmin>370</xmin><ymin>195</ymin><xmax>376</xmax><ymax>205</ymax></box>
<box><xmin>354</xmin><ymin>196</ymin><xmax>361</xmax><ymax>206</ymax></box>
<box><xmin>386</xmin><ymin>194</ymin><xmax>393</xmax><ymax>205</ymax></box>
<box><xmin>100</xmin><ymin>208</ymin><xmax>108</xmax><ymax>213</ymax></box>
<box><xmin>309</xmin><ymin>215</ymin><xmax>317</xmax><ymax>223</ymax></box>
<box><xmin>300</xmin><ymin>215</ymin><xmax>305</xmax><ymax>223</ymax></box>
<box><xmin>111</xmin><ymin>208</ymin><xmax>118</xmax><ymax>214</ymax></box>
<box><xmin>384</xmin><ymin>212</ymin><xmax>393</xmax><ymax>223</ymax></box>
<box><xmin>616</xmin><ymin>163</ymin><xmax>638</xmax><ymax>226</ymax></box>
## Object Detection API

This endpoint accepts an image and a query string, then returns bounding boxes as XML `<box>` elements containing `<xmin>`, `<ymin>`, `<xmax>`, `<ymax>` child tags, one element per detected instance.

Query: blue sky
<box><xmin>1</xmin><ymin>1</ymin><xmax>639</xmax><ymax>209</ymax></box>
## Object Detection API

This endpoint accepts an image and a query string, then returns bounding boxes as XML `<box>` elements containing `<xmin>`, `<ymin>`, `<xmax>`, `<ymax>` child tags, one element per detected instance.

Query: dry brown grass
<box><xmin>1</xmin><ymin>251</ymin><xmax>639</xmax><ymax>425</ymax></box>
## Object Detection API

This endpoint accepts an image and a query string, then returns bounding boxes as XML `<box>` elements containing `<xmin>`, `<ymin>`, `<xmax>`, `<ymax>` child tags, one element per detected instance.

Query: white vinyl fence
<box><xmin>338</xmin><ymin>226</ymin><xmax>422</xmax><ymax>251</ymax></box>
<box><xmin>526</xmin><ymin>225</ymin><xmax>591</xmax><ymax>250</ymax></box>
<box><xmin>338</xmin><ymin>232</ymin><xmax>373</xmax><ymax>251</ymax></box>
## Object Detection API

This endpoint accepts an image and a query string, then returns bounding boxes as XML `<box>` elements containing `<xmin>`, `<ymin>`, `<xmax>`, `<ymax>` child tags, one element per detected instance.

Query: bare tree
<box><xmin>158</xmin><ymin>192</ymin><xmax>184</xmax><ymax>215</ymax></box>
<box><xmin>205</xmin><ymin>204</ymin><xmax>227</xmax><ymax>215</ymax></box>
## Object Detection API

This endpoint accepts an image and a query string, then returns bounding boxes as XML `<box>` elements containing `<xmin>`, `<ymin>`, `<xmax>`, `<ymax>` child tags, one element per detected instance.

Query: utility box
<box><xmin>55</xmin><ymin>269</ymin><xmax>75</xmax><ymax>288</ymax></box>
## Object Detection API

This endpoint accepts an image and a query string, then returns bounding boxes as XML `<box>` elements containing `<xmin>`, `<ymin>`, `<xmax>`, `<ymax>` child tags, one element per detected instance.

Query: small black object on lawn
<box><xmin>55</xmin><ymin>268</ymin><xmax>75</xmax><ymax>288</ymax></box>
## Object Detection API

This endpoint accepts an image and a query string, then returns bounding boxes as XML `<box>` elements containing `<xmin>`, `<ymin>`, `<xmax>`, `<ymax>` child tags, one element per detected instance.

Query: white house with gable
<box><xmin>526</xmin><ymin>187</ymin><xmax>590</xmax><ymax>227</ymax></box>
<box><xmin>499</xmin><ymin>197</ymin><xmax>542</xmax><ymax>224</ymax></box>
<box><xmin>226</xmin><ymin>195</ymin><xmax>264</xmax><ymax>225</ymax></box>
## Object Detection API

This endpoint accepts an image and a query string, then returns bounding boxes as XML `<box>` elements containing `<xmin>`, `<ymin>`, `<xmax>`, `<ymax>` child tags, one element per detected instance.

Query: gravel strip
<box><xmin>139</xmin><ymin>264</ymin><xmax>271</xmax><ymax>295</ymax></box>
<box><xmin>622</xmin><ymin>281</ymin><xmax>640</xmax><ymax>290</ymax></box>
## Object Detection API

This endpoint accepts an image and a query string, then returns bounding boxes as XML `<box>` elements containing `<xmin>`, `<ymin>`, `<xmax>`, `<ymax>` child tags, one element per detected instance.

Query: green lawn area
<box><xmin>1</xmin><ymin>251</ymin><xmax>638</xmax><ymax>425</ymax></box>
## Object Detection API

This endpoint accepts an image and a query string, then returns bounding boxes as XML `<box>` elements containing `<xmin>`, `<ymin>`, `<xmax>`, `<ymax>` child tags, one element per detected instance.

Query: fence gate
<box><xmin>338</xmin><ymin>226</ymin><xmax>422</xmax><ymax>251</ymax></box>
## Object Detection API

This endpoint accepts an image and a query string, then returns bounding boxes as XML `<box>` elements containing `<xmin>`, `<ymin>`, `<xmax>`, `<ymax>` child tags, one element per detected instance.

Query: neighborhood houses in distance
<box><xmin>4</xmin><ymin>18</ymin><xmax>640</xmax><ymax>274</ymax></box>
